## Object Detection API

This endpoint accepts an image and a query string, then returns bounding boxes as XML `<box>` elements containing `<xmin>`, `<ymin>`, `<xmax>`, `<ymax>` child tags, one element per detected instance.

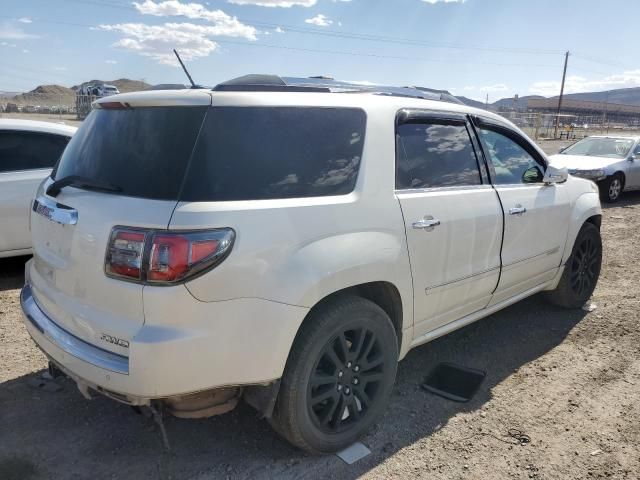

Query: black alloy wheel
<box><xmin>270</xmin><ymin>295</ymin><xmax>398</xmax><ymax>454</ymax></box>
<box><xmin>569</xmin><ymin>232</ymin><xmax>600</xmax><ymax>298</ymax></box>
<box><xmin>308</xmin><ymin>326</ymin><xmax>385</xmax><ymax>433</ymax></box>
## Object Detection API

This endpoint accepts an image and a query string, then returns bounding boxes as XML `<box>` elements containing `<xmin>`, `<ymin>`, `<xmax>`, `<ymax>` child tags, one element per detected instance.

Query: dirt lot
<box><xmin>1</xmin><ymin>140</ymin><xmax>639</xmax><ymax>480</ymax></box>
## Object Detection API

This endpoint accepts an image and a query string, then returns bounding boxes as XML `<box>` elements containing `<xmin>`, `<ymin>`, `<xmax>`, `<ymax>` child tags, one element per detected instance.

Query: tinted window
<box><xmin>55</xmin><ymin>106</ymin><xmax>207</xmax><ymax>200</ymax></box>
<box><xmin>478</xmin><ymin>128</ymin><xmax>544</xmax><ymax>185</ymax></box>
<box><xmin>0</xmin><ymin>131</ymin><xmax>70</xmax><ymax>173</ymax></box>
<box><xmin>180</xmin><ymin>107</ymin><xmax>366</xmax><ymax>201</ymax></box>
<box><xmin>396</xmin><ymin>122</ymin><xmax>481</xmax><ymax>189</ymax></box>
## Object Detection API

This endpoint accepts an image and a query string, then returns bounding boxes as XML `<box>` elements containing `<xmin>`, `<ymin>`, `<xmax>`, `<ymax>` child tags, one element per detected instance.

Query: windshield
<box><xmin>54</xmin><ymin>106</ymin><xmax>207</xmax><ymax>200</ymax></box>
<box><xmin>562</xmin><ymin>137</ymin><xmax>634</xmax><ymax>159</ymax></box>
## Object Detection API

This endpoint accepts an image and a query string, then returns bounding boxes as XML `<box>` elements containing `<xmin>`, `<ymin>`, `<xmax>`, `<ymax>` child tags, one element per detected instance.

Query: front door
<box><xmin>395</xmin><ymin>112</ymin><xmax>503</xmax><ymax>338</ymax></box>
<box><xmin>473</xmin><ymin>119</ymin><xmax>571</xmax><ymax>304</ymax></box>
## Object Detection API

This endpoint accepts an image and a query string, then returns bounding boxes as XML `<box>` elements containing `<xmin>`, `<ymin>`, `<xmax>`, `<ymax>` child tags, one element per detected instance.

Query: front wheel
<box><xmin>546</xmin><ymin>222</ymin><xmax>602</xmax><ymax>308</ymax></box>
<box><xmin>270</xmin><ymin>296</ymin><xmax>398</xmax><ymax>454</ymax></box>
<box><xmin>599</xmin><ymin>173</ymin><xmax>624</xmax><ymax>203</ymax></box>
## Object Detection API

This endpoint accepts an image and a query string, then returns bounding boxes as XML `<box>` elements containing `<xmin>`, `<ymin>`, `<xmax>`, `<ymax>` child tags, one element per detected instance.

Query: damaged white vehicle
<box><xmin>22</xmin><ymin>76</ymin><xmax>602</xmax><ymax>454</ymax></box>
<box><xmin>550</xmin><ymin>135</ymin><xmax>640</xmax><ymax>202</ymax></box>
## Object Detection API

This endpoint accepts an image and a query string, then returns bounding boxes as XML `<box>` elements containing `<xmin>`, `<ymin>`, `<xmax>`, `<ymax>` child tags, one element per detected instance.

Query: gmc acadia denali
<box><xmin>21</xmin><ymin>76</ymin><xmax>602</xmax><ymax>454</ymax></box>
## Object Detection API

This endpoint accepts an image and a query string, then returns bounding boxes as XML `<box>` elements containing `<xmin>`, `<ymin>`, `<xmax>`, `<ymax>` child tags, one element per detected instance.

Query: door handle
<box><xmin>412</xmin><ymin>217</ymin><xmax>441</xmax><ymax>231</ymax></box>
<box><xmin>509</xmin><ymin>205</ymin><xmax>527</xmax><ymax>216</ymax></box>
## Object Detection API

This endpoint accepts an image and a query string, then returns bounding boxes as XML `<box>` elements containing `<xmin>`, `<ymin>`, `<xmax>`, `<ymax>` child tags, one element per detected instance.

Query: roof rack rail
<box><xmin>212</xmin><ymin>74</ymin><xmax>330</xmax><ymax>93</ymax></box>
<box><xmin>211</xmin><ymin>74</ymin><xmax>464</xmax><ymax>105</ymax></box>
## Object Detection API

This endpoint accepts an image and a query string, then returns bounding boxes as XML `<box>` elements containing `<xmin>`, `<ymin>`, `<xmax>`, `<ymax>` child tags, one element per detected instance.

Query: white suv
<box><xmin>21</xmin><ymin>76</ymin><xmax>602</xmax><ymax>454</ymax></box>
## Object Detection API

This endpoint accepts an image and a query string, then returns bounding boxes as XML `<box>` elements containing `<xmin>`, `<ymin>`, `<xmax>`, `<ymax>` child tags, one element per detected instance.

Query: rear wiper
<box><xmin>46</xmin><ymin>175</ymin><xmax>122</xmax><ymax>197</ymax></box>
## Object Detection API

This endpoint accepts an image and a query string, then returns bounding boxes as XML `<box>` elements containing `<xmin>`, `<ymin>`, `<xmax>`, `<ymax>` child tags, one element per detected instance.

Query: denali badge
<box><xmin>100</xmin><ymin>333</ymin><xmax>130</xmax><ymax>349</ymax></box>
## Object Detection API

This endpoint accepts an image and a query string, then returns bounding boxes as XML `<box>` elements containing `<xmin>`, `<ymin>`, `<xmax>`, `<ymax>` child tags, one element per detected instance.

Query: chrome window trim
<box><xmin>21</xmin><ymin>284</ymin><xmax>129</xmax><ymax>375</ymax></box>
<box><xmin>395</xmin><ymin>184</ymin><xmax>495</xmax><ymax>195</ymax></box>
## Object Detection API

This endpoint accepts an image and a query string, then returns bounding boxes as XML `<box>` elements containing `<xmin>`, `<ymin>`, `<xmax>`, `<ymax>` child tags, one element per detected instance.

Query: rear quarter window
<box><xmin>179</xmin><ymin>107</ymin><xmax>367</xmax><ymax>202</ymax></box>
<box><xmin>0</xmin><ymin>130</ymin><xmax>70</xmax><ymax>173</ymax></box>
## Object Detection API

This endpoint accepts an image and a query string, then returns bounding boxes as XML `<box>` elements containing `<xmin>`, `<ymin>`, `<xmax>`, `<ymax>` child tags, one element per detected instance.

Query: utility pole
<box><xmin>554</xmin><ymin>50</ymin><xmax>570</xmax><ymax>139</ymax></box>
<box><xmin>485</xmin><ymin>93</ymin><xmax>489</xmax><ymax>109</ymax></box>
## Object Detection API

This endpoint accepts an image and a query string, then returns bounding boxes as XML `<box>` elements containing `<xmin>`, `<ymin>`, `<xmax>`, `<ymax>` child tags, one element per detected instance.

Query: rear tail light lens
<box><xmin>105</xmin><ymin>228</ymin><xmax>234</xmax><ymax>284</ymax></box>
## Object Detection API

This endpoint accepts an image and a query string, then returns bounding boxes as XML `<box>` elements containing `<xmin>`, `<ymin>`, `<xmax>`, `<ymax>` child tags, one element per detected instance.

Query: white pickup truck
<box><xmin>21</xmin><ymin>76</ymin><xmax>602</xmax><ymax>454</ymax></box>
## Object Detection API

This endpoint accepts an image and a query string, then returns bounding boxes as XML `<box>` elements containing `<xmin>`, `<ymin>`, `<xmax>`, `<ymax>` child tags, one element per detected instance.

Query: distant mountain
<box><xmin>492</xmin><ymin>95</ymin><xmax>544</xmax><ymax>110</ymax></box>
<box><xmin>7</xmin><ymin>79</ymin><xmax>151</xmax><ymax>107</ymax></box>
<box><xmin>12</xmin><ymin>85</ymin><xmax>75</xmax><ymax>106</ymax></box>
<box><xmin>553</xmin><ymin>87</ymin><xmax>640</xmax><ymax>106</ymax></box>
<box><xmin>486</xmin><ymin>87</ymin><xmax>640</xmax><ymax>111</ymax></box>
<box><xmin>456</xmin><ymin>96</ymin><xmax>489</xmax><ymax>109</ymax></box>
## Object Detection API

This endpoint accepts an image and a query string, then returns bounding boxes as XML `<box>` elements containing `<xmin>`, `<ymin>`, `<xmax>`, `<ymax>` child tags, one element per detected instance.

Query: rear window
<box><xmin>179</xmin><ymin>107</ymin><xmax>366</xmax><ymax>202</ymax></box>
<box><xmin>54</xmin><ymin>106</ymin><xmax>207</xmax><ymax>200</ymax></box>
<box><xmin>0</xmin><ymin>131</ymin><xmax>70</xmax><ymax>173</ymax></box>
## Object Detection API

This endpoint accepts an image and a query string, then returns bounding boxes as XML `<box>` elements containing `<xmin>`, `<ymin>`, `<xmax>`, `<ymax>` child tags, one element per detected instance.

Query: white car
<box><xmin>0</xmin><ymin>119</ymin><xmax>76</xmax><ymax>258</ymax></box>
<box><xmin>549</xmin><ymin>135</ymin><xmax>640</xmax><ymax>202</ymax></box>
<box><xmin>21</xmin><ymin>76</ymin><xmax>602</xmax><ymax>454</ymax></box>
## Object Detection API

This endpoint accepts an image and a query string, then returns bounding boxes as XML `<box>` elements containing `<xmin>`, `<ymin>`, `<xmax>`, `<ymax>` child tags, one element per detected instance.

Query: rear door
<box><xmin>0</xmin><ymin>130</ymin><xmax>70</xmax><ymax>255</ymax></box>
<box><xmin>395</xmin><ymin>111</ymin><xmax>503</xmax><ymax>337</ymax></box>
<box><xmin>28</xmin><ymin>102</ymin><xmax>209</xmax><ymax>354</ymax></box>
<box><xmin>472</xmin><ymin>117</ymin><xmax>571</xmax><ymax>304</ymax></box>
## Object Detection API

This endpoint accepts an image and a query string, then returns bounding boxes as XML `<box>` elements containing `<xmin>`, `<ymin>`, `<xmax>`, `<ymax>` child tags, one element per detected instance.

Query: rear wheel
<box><xmin>546</xmin><ymin>222</ymin><xmax>602</xmax><ymax>308</ymax></box>
<box><xmin>599</xmin><ymin>173</ymin><xmax>624</xmax><ymax>203</ymax></box>
<box><xmin>271</xmin><ymin>296</ymin><xmax>398</xmax><ymax>454</ymax></box>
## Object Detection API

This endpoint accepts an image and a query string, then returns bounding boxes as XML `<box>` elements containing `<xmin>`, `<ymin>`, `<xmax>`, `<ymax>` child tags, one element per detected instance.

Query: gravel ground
<box><xmin>1</xmin><ymin>140</ymin><xmax>639</xmax><ymax>480</ymax></box>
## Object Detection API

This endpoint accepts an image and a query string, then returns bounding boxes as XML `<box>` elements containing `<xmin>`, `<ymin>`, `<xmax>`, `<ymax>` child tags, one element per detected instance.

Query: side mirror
<box><xmin>543</xmin><ymin>164</ymin><xmax>568</xmax><ymax>185</ymax></box>
<box><xmin>630</xmin><ymin>154</ymin><xmax>638</xmax><ymax>162</ymax></box>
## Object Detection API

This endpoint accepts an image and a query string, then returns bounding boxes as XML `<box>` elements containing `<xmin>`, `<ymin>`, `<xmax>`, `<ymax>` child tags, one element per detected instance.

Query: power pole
<box><xmin>554</xmin><ymin>50</ymin><xmax>570</xmax><ymax>139</ymax></box>
<box><xmin>485</xmin><ymin>93</ymin><xmax>489</xmax><ymax>109</ymax></box>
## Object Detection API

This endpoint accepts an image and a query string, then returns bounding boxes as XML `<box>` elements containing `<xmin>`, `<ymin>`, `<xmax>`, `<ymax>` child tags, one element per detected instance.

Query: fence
<box><xmin>0</xmin><ymin>93</ymin><xmax>110</xmax><ymax>120</ymax></box>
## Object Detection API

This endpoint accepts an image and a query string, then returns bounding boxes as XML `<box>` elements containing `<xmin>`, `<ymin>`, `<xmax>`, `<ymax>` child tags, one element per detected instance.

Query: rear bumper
<box><xmin>22</xmin><ymin>284</ymin><xmax>129</xmax><ymax>374</ymax></box>
<box><xmin>21</xmin><ymin>280</ymin><xmax>309</xmax><ymax>401</ymax></box>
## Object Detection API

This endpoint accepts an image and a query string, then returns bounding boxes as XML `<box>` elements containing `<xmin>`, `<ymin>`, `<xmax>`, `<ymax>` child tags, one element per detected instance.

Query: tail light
<box><xmin>105</xmin><ymin>227</ymin><xmax>235</xmax><ymax>285</ymax></box>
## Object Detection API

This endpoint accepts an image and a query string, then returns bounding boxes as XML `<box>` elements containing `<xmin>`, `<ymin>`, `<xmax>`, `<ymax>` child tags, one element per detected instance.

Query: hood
<box><xmin>548</xmin><ymin>154</ymin><xmax>622</xmax><ymax>170</ymax></box>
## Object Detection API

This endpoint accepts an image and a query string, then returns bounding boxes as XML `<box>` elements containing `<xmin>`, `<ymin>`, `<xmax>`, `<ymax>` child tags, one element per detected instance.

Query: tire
<box><xmin>546</xmin><ymin>222</ymin><xmax>602</xmax><ymax>309</ymax></box>
<box><xmin>270</xmin><ymin>295</ymin><xmax>398</xmax><ymax>454</ymax></box>
<box><xmin>599</xmin><ymin>173</ymin><xmax>624</xmax><ymax>203</ymax></box>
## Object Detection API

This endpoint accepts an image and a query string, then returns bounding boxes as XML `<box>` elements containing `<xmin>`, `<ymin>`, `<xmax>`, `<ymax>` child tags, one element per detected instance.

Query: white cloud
<box><xmin>18</xmin><ymin>17</ymin><xmax>33</xmax><ymax>24</ymax></box>
<box><xmin>22</xmin><ymin>49</ymin><xmax>30</xmax><ymax>53</ymax></box>
<box><xmin>105</xmin><ymin>59</ymin><xmax>118</xmax><ymax>64</ymax></box>
<box><xmin>305</xmin><ymin>14</ymin><xmax>332</xmax><ymax>26</ymax></box>
<box><xmin>1</xmin><ymin>41</ymin><xmax>18</xmax><ymax>47</ymax></box>
<box><xmin>228</xmin><ymin>0</ymin><xmax>317</xmax><ymax>7</ymax></box>
<box><xmin>99</xmin><ymin>22</ymin><xmax>220</xmax><ymax>65</ymax></box>
<box><xmin>422</xmin><ymin>0</ymin><xmax>466</xmax><ymax>3</ymax></box>
<box><xmin>100</xmin><ymin>1</ymin><xmax>257</xmax><ymax>65</ymax></box>
<box><xmin>461</xmin><ymin>84</ymin><xmax>508</xmax><ymax>93</ymax></box>
<box><xmin>133</xmin><ymin>1</ymin><xmax>256</xmax><ymax>39</ymax></box>
<box><xmin>54</xmin><ymin>66</ymin><xmax>67</xmax><ymax>71</ymax></box>
<box><xmin>529</xmin><ymin>70</ymin><xmax>640</xmax><ymax>97</ymax></box>
<box><xmin>0</xmin><ymin>21</ymin><xmax>38</xmax><ymax>40</ymax></box>
<box><xmin>275</xmin><ymin>26</ymin><xmax>285</xmax><ymax>33</ymax></box>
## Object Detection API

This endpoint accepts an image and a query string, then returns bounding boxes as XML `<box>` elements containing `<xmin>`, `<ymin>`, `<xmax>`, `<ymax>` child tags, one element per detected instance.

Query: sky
<box><xmin>1</xmin><ymin>0</ymin><xmax>640</xmax><ymax>102</ymax></box>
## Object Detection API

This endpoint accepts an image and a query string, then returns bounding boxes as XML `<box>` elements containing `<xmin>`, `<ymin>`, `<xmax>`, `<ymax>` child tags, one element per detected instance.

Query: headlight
<box><xmin>570</xmin><ymin>169</ymin><xmax>606</xmax><ymax>180</ymax></box>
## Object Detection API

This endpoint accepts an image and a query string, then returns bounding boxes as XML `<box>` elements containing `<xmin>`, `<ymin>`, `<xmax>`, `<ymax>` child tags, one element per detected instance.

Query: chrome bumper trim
<box><xmin>21</xmin><ymin>284</ymin><xmax>129</xmax><ymax>374</ymax></box>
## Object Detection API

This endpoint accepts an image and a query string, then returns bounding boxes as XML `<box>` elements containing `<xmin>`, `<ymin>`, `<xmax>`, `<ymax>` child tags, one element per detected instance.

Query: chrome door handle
<box><xmin>509</xmin><ymin>205</ymin><xmax>527</xmax><ymax>216</ymax></box>
<box><xmin>412</xmin><ymin>218</ymin><xmax>441</xmax><ymax>230</ymax></box>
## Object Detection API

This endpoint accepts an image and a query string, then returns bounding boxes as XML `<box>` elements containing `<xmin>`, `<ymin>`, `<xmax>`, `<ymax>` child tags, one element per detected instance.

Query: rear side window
<box><xmin>54</xmin><ymin>106</ymin><xmax>207</xmax><ymax>200</ymax></box>
<box><xmin>0</xmin><ymin>131</ymin><xmax>70</xmax><ymax>173</ymax></box>
<box><xmin>180</xmin><ymin>107</ymin><xmax>366</xmax><ymax>201</ymax></box>
<box><xmin>396</xmin><ymin>121</ymin><xmax>482</xmax><ymax>189</ymax></box>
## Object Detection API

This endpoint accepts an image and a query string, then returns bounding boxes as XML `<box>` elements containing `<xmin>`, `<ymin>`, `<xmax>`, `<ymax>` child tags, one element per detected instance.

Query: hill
<box><xmin>12</xmin><ymin>85</ymin><xmax>75</xmax><ymax>106</ymax></box>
